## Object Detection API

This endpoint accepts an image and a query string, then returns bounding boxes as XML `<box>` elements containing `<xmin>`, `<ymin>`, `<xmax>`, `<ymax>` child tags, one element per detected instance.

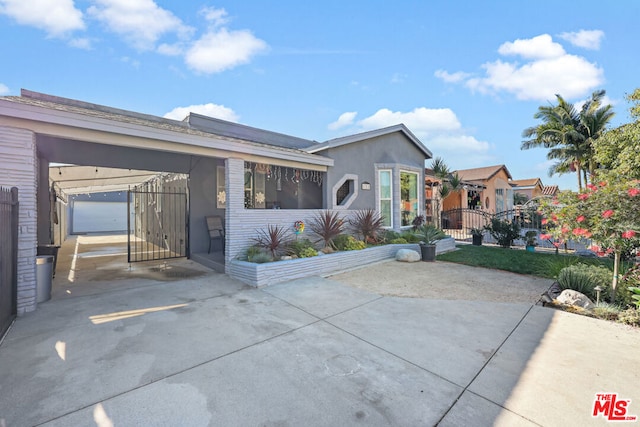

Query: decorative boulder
<box><xmin>575</xmin><ymin>249</ymin><xmax>598</xmax><ymax>258</ymax></box>
<box><xmin>556</xmin><ymin>289</ymin><xmax>595</xmax><ymax>310</ymax></box>
<box><xmin>396</xmin><ymin>249</ymin><xmax>421</xmax><ymax>263</ymax></box>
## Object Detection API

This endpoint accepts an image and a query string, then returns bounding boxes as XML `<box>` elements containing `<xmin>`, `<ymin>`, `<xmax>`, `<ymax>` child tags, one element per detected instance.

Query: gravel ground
<box><xmin>329</xmin><ymin>260</ymin><xmax>553</xmax><ymax>304</ymax></box>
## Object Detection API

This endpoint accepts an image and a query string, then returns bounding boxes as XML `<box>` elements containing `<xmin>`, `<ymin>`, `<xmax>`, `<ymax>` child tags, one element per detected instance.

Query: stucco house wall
<box><xmin>310</xmin><ymin>128</ymin><xmax>429</xmax><ymax>231</ymax></box>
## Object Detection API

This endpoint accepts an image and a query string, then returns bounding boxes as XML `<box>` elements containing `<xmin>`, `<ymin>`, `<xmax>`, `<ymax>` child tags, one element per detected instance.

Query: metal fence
<box><xmin>439</xmin><ymin>207</ymin><xmax>590</xmax><ymax>250</ymax></box>
<box><xmin>0</xmin><ymin>187</ymin><xmax>18</xmax><ymax>339</ymax></box>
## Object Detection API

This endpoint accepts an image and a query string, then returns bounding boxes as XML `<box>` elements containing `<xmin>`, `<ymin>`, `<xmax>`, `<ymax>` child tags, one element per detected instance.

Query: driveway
<box><xmin>1</xmin><ymin>260</ymin><xmax>639</xmax><ymax>426</ymax></box>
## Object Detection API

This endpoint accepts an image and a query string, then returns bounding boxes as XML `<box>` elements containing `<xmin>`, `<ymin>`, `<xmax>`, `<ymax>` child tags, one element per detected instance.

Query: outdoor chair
<box><xmin>206</xmin><ymin>215</ymin><xmax>225</xmax><ymax>254</ymax></box>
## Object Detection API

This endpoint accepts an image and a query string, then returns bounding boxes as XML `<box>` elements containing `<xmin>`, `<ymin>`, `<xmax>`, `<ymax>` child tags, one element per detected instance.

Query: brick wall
<box><xmin>0</xmin><ymin>126</ymin><xmax>37</xmax><ymax>314</ymax></box>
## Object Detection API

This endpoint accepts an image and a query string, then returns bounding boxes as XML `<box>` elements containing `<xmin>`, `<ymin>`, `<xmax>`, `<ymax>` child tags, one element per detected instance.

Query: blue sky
<box><xmin>1</xmin><ymin>1</ymin><xmax>638</xmax><ymax>190</ymax></box>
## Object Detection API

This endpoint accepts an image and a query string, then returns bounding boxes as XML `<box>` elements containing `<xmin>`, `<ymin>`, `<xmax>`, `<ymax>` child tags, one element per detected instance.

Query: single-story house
<box><xmin>0</xmin><ymin>89</ymin><xmax>432</xmax><ymax>315</ymax></box>
<box><xmin>510</xmin><ymin>178</ymin><xmax>545</xmax><ymax>203</ymax></box>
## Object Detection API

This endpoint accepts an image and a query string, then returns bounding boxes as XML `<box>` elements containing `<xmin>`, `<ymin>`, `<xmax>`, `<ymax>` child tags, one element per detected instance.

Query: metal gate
<box><xmin>440</xmin><ymin>207</ymin><xmax>543</xmax><ymax>242</ymax></box>
<box><xmin>0</xmin><ymin>187</ymin><xmax>18</xmax><ymax>339</ymax></box>
<box><xmin>127</xmin><ymin>186</ymin><xmax>188</xmax><ymax>263</ymax></box>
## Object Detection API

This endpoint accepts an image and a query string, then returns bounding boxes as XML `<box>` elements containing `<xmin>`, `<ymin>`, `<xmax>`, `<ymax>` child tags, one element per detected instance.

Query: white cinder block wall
<box><xmin>0</xmin><ymin>126</ymin><xmax>38</xmax><ymax>314</ymax></box>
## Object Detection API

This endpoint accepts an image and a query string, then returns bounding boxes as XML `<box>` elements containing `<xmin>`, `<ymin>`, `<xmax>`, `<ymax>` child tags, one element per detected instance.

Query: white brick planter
<box><xmin>228</xmin><ymin>238</ymin><xmax>456</xmax><ymax>287</ymax></box>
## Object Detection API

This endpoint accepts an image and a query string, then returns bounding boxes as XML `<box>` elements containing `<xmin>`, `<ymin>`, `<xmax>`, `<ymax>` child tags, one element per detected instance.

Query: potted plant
<box><xmin>524</xmin><ymin>230</ymin><xmax>537</xmax><ymax>252</ymax></box>
<box><xmin>470</xmin><ymin>228</ymin><xmax>484</xmax><ymax>246</ymax></box>
<box><xmin>414</xmin><ymin>224</ymin><xmax>447</xmax><ymax>261</ymax></box>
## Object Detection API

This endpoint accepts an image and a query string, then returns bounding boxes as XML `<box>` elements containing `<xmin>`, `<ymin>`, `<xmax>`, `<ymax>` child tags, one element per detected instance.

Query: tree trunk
<box><xmin>575</xmin><ymin>161</ymin><xmax>582</xmax><ymax>192</ymax></box>
<box><xmin>611</xmin><ymin>251</ymin><xmax>621</xmax><ymax>302</ymax></box>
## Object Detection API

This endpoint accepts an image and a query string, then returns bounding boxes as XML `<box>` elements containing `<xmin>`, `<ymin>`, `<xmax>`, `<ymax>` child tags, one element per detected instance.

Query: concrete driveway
<box><xmin>1</xmin><ymin>260</ymin><xmax>640</xmax><ymax>426</ymax></box>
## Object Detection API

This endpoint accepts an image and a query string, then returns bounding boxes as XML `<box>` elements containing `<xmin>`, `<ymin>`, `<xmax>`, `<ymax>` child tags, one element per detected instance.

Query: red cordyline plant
<box><xmin>538</xmin><ymin>178</ymin><xmax>640</xmax><ymax>301</ymax></box>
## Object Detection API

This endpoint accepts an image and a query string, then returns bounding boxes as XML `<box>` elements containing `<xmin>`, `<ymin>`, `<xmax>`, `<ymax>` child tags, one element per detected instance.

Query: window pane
<box><xmin>379</xmin><ymin>171</ymin><xmax>391</xmax><ymax>199</ymax></box>
<box><xmin>380</xmin><ymin>200</ymin><xmax>392</xmax><ymax>227</ymax></box>
<box><xmin>401</xmin><ymin>172</ymin><xmax>418</xmax><ymax>226</ymax></box>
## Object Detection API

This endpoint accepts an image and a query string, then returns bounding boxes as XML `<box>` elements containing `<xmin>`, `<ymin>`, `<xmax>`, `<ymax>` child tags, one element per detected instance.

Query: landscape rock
<box><xmin>396</xmin><ymin>249</ymin><xmax>421</xmax><ymax>263</ymax></box>
<box><xmin>556</xmin><ymin>289</ymin><xmax>595</xmax><ymax>310</ymax></box>
<box><xmin>575</xmin><ymin>249</ymin><xmax>598</xmax><ymax>258</ymax></box>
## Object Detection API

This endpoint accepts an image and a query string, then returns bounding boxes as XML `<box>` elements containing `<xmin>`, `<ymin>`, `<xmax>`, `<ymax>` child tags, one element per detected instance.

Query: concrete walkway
<box><xmin>1</xmin><ymin>256</ymin><xmax>640</xmax><ymax>426</ymax></box>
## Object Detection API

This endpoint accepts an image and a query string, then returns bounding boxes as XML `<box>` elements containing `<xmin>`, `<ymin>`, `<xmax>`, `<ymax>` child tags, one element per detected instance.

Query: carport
<box><xmin>0</xmin><ymin>89</ymin><xmax>332</xmax><ymax>315</ymax></box>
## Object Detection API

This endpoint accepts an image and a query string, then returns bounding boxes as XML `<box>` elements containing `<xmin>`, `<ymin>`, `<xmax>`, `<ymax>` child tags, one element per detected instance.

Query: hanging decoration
<box><xmin>217</xmin><ymin>191</ymin><xmax>226</xmax><ymax>205</ymax></box>
<box><xmin>255</xmin><ymin>192</ymin><xmax>265</xmax><ymax>205</ymax></box>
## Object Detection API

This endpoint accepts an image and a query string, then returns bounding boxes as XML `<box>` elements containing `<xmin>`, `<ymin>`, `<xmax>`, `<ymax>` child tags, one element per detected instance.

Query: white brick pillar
<box><xmin>0</xmin><ymin>126</ymin><xmax>38</xmax><ymax>314</ymax></box>
<box><xmin>224</xmin><ymin>158</ymin><xmax>245</xmax><ymax>271</ymax></box>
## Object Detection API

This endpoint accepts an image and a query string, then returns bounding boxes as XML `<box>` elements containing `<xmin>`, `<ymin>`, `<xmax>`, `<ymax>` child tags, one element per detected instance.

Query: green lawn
<box><xmin>436</xmin><ymin>244</ymin><xmax>622</xmax><ymax>279</ymax></box>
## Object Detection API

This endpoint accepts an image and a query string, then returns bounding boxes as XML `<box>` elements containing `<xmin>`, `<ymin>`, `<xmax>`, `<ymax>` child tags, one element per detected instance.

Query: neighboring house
<box><xmin>0</xmin><ymin>90</ymin><xmax>432</xmax><ymax>314</ymax></box>
<box><xmin>426</xmin><ymin>165</ymin><xmax>513</xmax><ymax>234</ymax></box>
<box><xmin>510</xmin><ymin>178</ymin><xmax>545</xmax><ymax>203</ymax></box>
<box><xmin>449</xmin><ymin>165</ymin><xmax>514</xmax><ymax>214</ymax></box>
<box><xmin>542</xmin><ymin>185</ymin><xmax>559</xmax><ymax>198</ymax></box>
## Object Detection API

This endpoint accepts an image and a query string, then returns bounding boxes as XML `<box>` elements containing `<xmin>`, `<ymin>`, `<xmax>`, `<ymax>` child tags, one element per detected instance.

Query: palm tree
<box><xmin>522</xmin><ymin>90</ymin><xmax>614</xmax><ymax>191</ymax></box>
<box><xmin>429</xmin><ymin>157</ymin><xmax>462</xmax><ymax>227</ymax></box>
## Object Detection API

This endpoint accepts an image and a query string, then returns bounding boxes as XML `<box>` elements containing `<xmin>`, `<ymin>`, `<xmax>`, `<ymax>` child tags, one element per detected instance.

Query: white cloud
<box><xmin>357</xmin><ymin>107</ymin><xmax>461</xmax><ymax>133</ymax></box>
<box><xmin>439</xmin><ymin>34</ymin><xmax>604</xmax><ymax>102</ymax></box>
<box><xmin>0</xmin><ymin>0</ymin><xmax>84</xmax><ymax>37</ymax></box>
<box><xmin>434</xmin><ymin>69</ymin><xmax>471</xmax><ymax>83</ymax></box>
<box><xmin>163</xmin><ymin>103</ymin><xmax>239</xmax><ymax>122</ymax></box>
<box><xmin>497</xmin><ymin>34</ymin><xmax>565</xmax><ymax>59</ymax></box>
<box><xmin>0</xmin><ymin>83</ymin><xmax>9</xmax><ymax>95</ymax></box>
<box><xmin>157</xmin><ymin>43</ymin><xmax>184</xmax><ymax>56</ymax></box>
<box><xmin>328</xmin><ymin>111</ymin><xmax>357</xmax><ymax>130</ymax></box>
<box><xmin>390</xmin><ymin>73</ymin><xmax>406</xmax><ymax>84</ymax></box>
<box><xmin>199</xmin><ymin>6</ymin><xmax>229</xmax><ymax>27</ymax></box>
<box><xmin>87</xmin><ymin>0</ymin><xmax>193</xmax><ymax>51</ymax></box>
<box><xmin>558</xmin><ymin>29</ymin><xmax>604</xmax><ymax>50</ymax></box>
<box><xmin>68</xmin><ymin>37</ymin><xmax>91</xmax><ymax>50</ymax></box>
<box><xmin>335</xmin><ymin>107</ymin><xmax>490</xmax><ymax>155</ymax></box>
<box><xmin>185</xmin><ymin>28</ymin><xmax>267</xmax><ymax>74</ymax></box>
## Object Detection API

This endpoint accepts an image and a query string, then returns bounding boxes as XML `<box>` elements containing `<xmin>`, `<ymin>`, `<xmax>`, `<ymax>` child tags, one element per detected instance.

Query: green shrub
<box><xmin>244</xmin><ymin>245</ymin><xmax>273</xmax><ymax>263</ymax></box>
<box><xmin>617</xmin><ymin>308</ymin><xmax>640</xmax><ymax>327</ymax></box>
<box><xmin>287</xmin><ymin>239</ymin><xmax>317</xmax><ymax>258</ymax></box>
<box><xmin>334</xmin><ymin>234</ymin><xmax>366</xmax><ymax>251</ymax></box>
<box><xmin>400</xmin><ymin>231</ymin><xmax>422</xmax><ymax>243</ymax></box>
<box><xmin>298</xmin><ymin>247</ymin><xmax>318</xmax><ymax>258</ymax></box>
<box><xmin>485</xmin><ymin>218</ymin><xmax>521</xmax><ymax>248</ymax></box>
<box><xmin>592</xmin><ymin>302</ymin><xmax>621</xmax><ymax>321</ymax></box>
<box><xmin>557</xmin><ymin>263</ymin><xmax>611</xmax><ymax>301</ymax></box>
<box><xmin>379</xmin><ymin>229</ymin><xmax>400</xmax><ymax>243</ymax></box>
<box><xmin>390</xmin><ymin>238</ymin><xmax>408</xmax><ymax>244</ymax></box>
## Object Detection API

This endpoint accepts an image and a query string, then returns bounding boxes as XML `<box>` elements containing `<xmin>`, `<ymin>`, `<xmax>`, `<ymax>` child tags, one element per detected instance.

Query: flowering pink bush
<box><xmin>539</xmin><ymin>178</ymin><xmax>640</xmax><ymax>301</ymax></box>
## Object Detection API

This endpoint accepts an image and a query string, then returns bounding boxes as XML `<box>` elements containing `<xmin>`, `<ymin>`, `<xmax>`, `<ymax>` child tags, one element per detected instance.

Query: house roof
<box><xmin>542</xmin><ymin>185</ymin><xmax>559</xmax><ymax>196</ymax></box>
<box><xmin>510</xmin><ymin>178</ymin><xmax>543</xmax><ymax>188</ymax></box>
<box><xmin>0</xmin><ymin>89</ymin><xmax>333</xmax><ymax>168</ymax></box>
<box><xmin>305</xmin><ymin>124</ymin><xmax>433</xmax><ymax>158</ymax></box>
<box><xmin>186</xmin><ymin>113</ymin><xmax>317</xmax><ymax>150</ymax></box>
<box><xmin>454</xmin><ymin>165</ymin><xmax>512</xmax><ymax>182</ymax></box>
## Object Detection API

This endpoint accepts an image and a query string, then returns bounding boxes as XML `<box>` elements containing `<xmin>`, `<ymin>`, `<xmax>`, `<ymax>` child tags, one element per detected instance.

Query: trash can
<box><xmin>37</xmin><ymin>245</ymin><xmax>60</xmax><ymax>278</ymax></box>
<box><xmin>36</xmin><ymin>255</ymin><xmax>54</xmax><ymax>303</ymax></box>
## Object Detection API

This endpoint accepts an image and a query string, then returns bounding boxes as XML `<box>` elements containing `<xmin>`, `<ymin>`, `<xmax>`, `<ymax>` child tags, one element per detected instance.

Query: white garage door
<box><xmin>73</xmin><ymin>201</ymin><xmax>128</xmax><ymax>233</ymax></box>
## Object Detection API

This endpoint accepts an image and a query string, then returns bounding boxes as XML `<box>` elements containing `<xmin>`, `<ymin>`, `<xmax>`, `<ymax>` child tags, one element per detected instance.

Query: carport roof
<box><xmin>50</xmin><ymin>165</ymin><xmax>164</xmax><ymax>195</ymax></box>
<box><xmin>0</xmin><ymin>90</ymin><xmax>333</xmax><ymax>168</ymax></box>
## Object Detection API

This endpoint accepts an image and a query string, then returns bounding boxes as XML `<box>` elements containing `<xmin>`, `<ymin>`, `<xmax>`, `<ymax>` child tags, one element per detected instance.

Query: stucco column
<box><xmin>224</xmin><ymin>158</ymin><xmax>245</xmax><ymax>271</ymax></box>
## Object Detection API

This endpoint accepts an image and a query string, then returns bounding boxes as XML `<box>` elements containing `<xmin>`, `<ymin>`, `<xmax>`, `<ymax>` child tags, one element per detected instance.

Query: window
<box><xmin>400</xmin><ymin>171</ymin><xmax>419</xmax><ymax>226</ymax></box>
<box><xmin>216</xmin><ymin>166</ymin><xmax>226</xmax><ymax>209</ymax></box>
<box><xmin>336</xmin><ymin>180</ymin><xmax>351</xmax><ymax>205</ymax></box>
<box><xmin>378</xmin><ymin>170</ymin><xmax>392</xmax><ymax>227</ymax></box>
<box><xmin>495</xmin><ymin>188</ymin><xmax>504</xmax><ymax>212</ymax></box>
